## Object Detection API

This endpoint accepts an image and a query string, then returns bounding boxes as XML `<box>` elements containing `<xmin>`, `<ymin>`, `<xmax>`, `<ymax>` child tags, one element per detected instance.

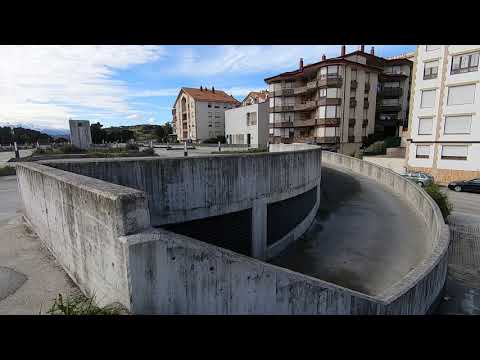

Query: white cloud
<box><xmin>0</xmin><ymin>45</ymin><xmax>166</xmax><ymax>129</ymax></box>
<box><xmin>127</xmin><ymin>113</ymin><xmax>141</xmax><ymax>120</ymax></box>
<box><xmin>148</xmin><ymin>117</ymin><xmax>155</xmax><ymax>124</ymax></box>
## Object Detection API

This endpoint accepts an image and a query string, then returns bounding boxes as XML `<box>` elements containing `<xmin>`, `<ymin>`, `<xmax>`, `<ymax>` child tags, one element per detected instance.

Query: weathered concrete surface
<box><xmin>16</xmin><ymin>162</ymin><xmax>150</xmax><ymax>308</ymax></box>
<box><xmin>0</xmin><ymin>266</ymin><xmax>27</xmax><ymax>301</ymax></box>
<box><xmin>271</xmin><ymin>166</ymin><xmax>428</xmax><ymax>296</ymax></box>
<box><xmin>0</xmin><ymin>176</ymin><xmax>78</xmax><ymax>314</ymax></box>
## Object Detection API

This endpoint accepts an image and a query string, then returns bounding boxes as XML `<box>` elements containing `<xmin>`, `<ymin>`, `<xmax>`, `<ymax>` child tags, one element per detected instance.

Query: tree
<box><xmin>90</xmin><ymin>122</ymin><xmax>106</xmax><ymax>144</ymax></box>
<box><xmin>155</xmin><ymin>122</ymin><xmax>173</xmax><ymax>142</ymax></box>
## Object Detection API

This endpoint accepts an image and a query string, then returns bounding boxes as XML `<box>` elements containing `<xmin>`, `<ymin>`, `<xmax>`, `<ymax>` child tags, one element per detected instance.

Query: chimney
<box><xmin>212</xmin><ymin>86</ymin><xmax>215</xmax><ymax>93</ymax></box>
<box><xmin>200</xmin><ymin>85</ymin><xmax>203</xmax><ymax>91</ymax></box>
<box><xmin>321</xmin><ymin>54</ymin><xmax>326</xmax><ymax>61</ymax></box>
<box><xmin>370</xmin><ymin>46</ymin><xmax>375</xmax><ymax>55</ymax></box>
<box><xmin>299</xmin><ymin>58</ymin><xmax>304</xmax><ymax>71</ymax></box>
<box><xmin>360</xmin><ymin>45</ymin><xmax>365</xmax><ymax>52</ymax></box>
<box><xmin>341</xmin><ymin>45</ymin><xmax>346</xmax><ymax>56</ymax></box>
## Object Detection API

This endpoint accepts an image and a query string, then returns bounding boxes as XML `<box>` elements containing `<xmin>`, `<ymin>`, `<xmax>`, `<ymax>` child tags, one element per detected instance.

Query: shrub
<box><xmin>363</xmin><ymin>141</ymin><xmax>386</xmax><ymax>156</ymax></box>
<box><xmin>59</xmin><ymin>144</ymin><xmax>84</xmax><ymax>154</ymax></box>
<box><xmin>424</xmin><ymin>183</ymin><xmax>453</xmax><ymax>220</ymax></box>
<box><xmin>140</xmin><ymin>148</ymin><xmax>155</xmax><ymax>156</ymax></box>
<box><xmin>0</xmin><ymin>166</ymin><xmax>16</xmax><ymax>176</ymax></box>
<box><xmin>46</xmin><ymin>293</ymin><xmax>125</xmax><ymax>315</ymax></box>
<box><xmin>126</xmin><ymin>143</ymin><xmax>139</xmax><ymax>151</ymax></box>
<box><xmin>384</xmin><ymin>136</ymin><xmax>401</xmax><ymax>149</ymax></box>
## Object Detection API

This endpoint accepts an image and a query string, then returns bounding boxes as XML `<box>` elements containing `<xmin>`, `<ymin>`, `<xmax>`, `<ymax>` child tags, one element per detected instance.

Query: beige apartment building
<box><xmin>241</xmin><ymin>90</ymin><xmax>269</xmax><ymax>106</ymax></box>
<box><xmin>172</xmin><ymin>87</ymin><xmax>240</xmax><ymax>142</ymax></box>
<box><xmin>265</xmin><ymin>46</ymin><xmax>413</xmax><ymax>154</ymax></box>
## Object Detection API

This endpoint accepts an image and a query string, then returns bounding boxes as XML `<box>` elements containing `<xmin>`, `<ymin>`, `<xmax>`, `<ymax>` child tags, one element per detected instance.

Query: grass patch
<box><xmin>0</xmin><ymin>166</ymin><xmax>16</xmax><ymax>176</ymax></box>
<box><xmin>45</xmin><ymin>293</ymin><xmax>126</xmax><ymax>315</ymax></box>
<box><xmin>424</xmin><ymin>183</ymin><xmax>453</xmax><ymax>220</ymax></box>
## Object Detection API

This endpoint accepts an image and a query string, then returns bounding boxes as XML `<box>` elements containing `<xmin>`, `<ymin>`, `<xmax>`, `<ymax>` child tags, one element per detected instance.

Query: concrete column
<box><xmin>251</xmin><ymin>198</ymin><xmax>267</xmax><ymax>260</ymax></box>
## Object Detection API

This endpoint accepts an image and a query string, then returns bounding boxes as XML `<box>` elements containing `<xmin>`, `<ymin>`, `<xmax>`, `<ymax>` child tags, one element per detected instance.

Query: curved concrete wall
<box><xmin>321</xmin><ymin>151</ymin><xmax>450</xmax><ymax>312</ymax></box>
<box><xmin>43</xmin><ymin>150</ymin><xmax>322</xmax><ymax>259</ymax></box>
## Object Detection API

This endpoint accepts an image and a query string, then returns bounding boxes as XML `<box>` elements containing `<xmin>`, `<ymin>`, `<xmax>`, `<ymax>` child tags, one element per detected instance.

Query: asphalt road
<box><xmin>270</xmin><ymin>166</ymin><xmax>429</xmax><ymax>296</ymax></box>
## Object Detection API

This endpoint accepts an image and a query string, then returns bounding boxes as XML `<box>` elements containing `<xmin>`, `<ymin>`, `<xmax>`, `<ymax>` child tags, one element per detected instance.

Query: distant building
<box><xmin>225</xmin><ymin>102</ymin><xmax>269</xmax><ymax>148</ymax></box>
<box><xmin>69</xmin><ymin>119</ymin><xmax>92</xmax><ymax>150</ymax></box>
<box><xmin>406</xmin><ymin>45</ymin><xmax>480</xmax><ymax>184</ymax></box>
<box><xmin>241</xmin><ymin>90</ymin><xmax>269</xmax><ymax>106</ymax></box>
<box><xmin>172</xmin><ymin>87</ymin><xmax>240</xmax><ymax>143</ymax></box>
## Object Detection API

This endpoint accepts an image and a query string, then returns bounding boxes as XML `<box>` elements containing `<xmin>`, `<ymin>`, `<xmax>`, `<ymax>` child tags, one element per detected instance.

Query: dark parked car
<box><xmin>400</xmin><ymin>172</ymin><xmax>434</xmax><ymax>187</ymax></box>
<box><xmin>448</xmin><ymin>178</ymin><xmax>480</xmax><ymax>193</ymax></box>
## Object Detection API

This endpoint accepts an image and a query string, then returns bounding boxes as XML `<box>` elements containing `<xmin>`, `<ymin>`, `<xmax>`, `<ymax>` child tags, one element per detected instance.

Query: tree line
<box><xmin>90</xmin><ymin>122</ymin><xmax>173</xmax><ymax>144</ymax></box>
<box><xmin>0</xmin><ymin>126</ymin><xmax>53</xmax><ymax>145</ymax></box>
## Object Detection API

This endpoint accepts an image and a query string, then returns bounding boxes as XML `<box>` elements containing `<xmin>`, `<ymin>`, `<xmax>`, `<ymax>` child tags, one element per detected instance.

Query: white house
<box><xmin>407</xmin><ymin>45</ymin><xmax>480</xmax><ymax>184</ymax></box>
<box><xmin>225</xmin><ymin>102</ymin><xmax>269</xmax><ymax>148</ymax></box>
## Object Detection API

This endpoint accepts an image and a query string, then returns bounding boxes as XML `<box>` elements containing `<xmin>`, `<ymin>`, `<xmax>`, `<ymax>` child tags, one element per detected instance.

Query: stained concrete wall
<box><xmin>15</xmin><ymin>162</ymin><xmax>150</xmax><ymax>307</ymax></box>
<box><xmin>42</xmin><ymin>150</ymin><xmax>322</xmax><ymax>260</ymax></box>
<box><xmin>69</xmin><ymin>120</ymin><xmax>92</xmax><ymax>150</ymax></box>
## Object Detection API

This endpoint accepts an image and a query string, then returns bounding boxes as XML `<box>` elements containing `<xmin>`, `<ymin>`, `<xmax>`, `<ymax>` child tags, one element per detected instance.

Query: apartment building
<box><xmin>241</xmin><ymin>90</ymin><xmax>269</xmax><ymax>106</ymax></box>
<box><xmin>265</xmin><ymin>46</ymin><xmax>414</xmax><ymax>154</ymax></box>
<box><xmin>407</xmin><ymin>45</ymin><xmax>480</xmax><ymax>184</ymax></box>
<box><xmin>225</xmin><ymin>101</ymin><xmax>269</xmax><ymax>148</ymax></box>
<box><xmin>172</xmin><ymin>87</ymin><xmax>240</xmax><ymax>142</ymax></box>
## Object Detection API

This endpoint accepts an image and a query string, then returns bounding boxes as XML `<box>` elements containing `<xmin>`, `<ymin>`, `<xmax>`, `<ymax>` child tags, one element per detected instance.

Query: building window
<box><xmin>208</xmin><ymin>103</ymin><xmax>212</xmax><ymax>108</ymax></box>
<box><xmin>420</xmin><ymin>89</ymin><xmax>436</xmax><ymax>108</ymax></box>
<box><xmin>327</xmin><ymin>88</ymin><xmax>338</xmax><ymax>98</ymax></box>
<box><xmin>246</xmin><ymin>112</ymin><xmax>257</xmax><ymax>126</ymax></box>
<box><xmin>385</xmin><ymin>66</ymin><xmax>400</xmax><ymax>75</ymax></box>
<box><xmin>319</xmin><ymin>105</ymin><xmax>338</xmax><ymax>118</ymax></box>
<box><xmin>351</xmin><ymin>69</ymin><xmax>357</xmax><ymax>81</ymax></box>
<box><xmin>363</xmin><ymin>108</ymin><xmax>368</xmax><ymax>119</ymax></box>
<box><xmin>319</xmin><ymin>88</ymin><xmax>326</xmax><ymax>97</ymax></box>
<box><xmin>384</xmin><ymin>82</ymin><xmax>400</xmax><ymax>88</ymax></box>
<box><xmin>416</xmin><ymin>145</ymin><xmax>431</xmax><ymax>159</ymax></box>
<box><xmin>451</xmin><ymin>52</ymin><xmax>479</xmax><ymax>75</ymax></box>
<box><xmin>325</xmin><ymin>127</ymin><xmax>337</xmax><ymax>137</ymax></box>
<box><xmin>418</xmin><ymin>117</ymin><xmax>434</xmax><ymax>135</ymax></box>
<box><xmin>441</xmin><ymin>145</ymin><xmax>468</xmax><ymax>160</ymax></box>
<box><xmin>444</xmin><ymin>115</ymin><xmax>472</xmax><ymax>134</ymax></box>
<box><xmin>426</xmin><ymin>45</ymin><xmax>440</xmax><ymax>51</ymax></box>
<box><xmin>269</xmin><ymin>128</ymin><xmax>274</xmax><ymax>135</ymax></box>
<box><xmin>423</xmin><ymin>60</ymin><xmax>439</xmax><ymax>80</ymax></box>
<box><xmin>350</xmin><ymin>107</ymin><xmax>355</xmax><ymax>118</ymax></box>
<box><xmin>214</xmin><ymin>105</ymin><xmax>220</xmax><ymax>109</ymax></box>
<box><xmin>447</xmin><ymin>84</ymin><xmax>476</xmax><ymax>105</ymax></box>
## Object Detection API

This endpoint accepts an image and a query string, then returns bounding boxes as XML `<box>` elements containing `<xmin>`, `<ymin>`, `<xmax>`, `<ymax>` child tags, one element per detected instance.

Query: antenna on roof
<box><xmin>212</xmin><ymin>86</ymin><xmax>215</xmax><ymax>93</ymax></box>
<box><xmin>200</xmin><ymin>86</ymin><xmax>203</xmax><ymax>91</ymax></box>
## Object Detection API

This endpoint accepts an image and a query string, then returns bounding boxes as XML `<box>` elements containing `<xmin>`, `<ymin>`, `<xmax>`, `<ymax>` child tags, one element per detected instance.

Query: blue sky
<box><xmin>0</xmin><ymin>45</ymin><xmax>415</xmax><ymax>131</ymax></box>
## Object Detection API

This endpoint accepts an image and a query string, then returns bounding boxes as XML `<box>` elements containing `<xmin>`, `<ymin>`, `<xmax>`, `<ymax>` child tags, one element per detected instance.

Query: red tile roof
<box><xmin>181</xmin><ymin>87</ymin><xmax>240</xmax><ymax>104</ymax></box>
<box><xmin>243</xmin><ymin>91</ymin><xmax>269</xmax><ymax>103</ymax></box>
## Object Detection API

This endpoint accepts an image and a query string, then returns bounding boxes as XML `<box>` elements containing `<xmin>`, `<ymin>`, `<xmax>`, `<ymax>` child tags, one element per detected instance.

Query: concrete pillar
<box><xmin>251</xmin><ymin>198</ymin><xmax>267</xmax><ymax>260</ymax></box>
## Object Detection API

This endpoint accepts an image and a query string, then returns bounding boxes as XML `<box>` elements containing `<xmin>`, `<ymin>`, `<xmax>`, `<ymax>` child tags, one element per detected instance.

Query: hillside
<box><xmin>106</xmin><ymin>124</ymin><xmax>171</xmax><ymax>142</ymax></box>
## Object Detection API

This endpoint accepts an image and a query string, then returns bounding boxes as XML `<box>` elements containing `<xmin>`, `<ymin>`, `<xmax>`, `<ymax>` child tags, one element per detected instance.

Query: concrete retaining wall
<box><xmin>16</xmin><ymin>162</ymin><xmax>150</xmax><ymax>307</ymax></box>
<box><xmin>42</xmin><ymin>150</ymin><xmax>322</xmax><ymax>260</ymax></box>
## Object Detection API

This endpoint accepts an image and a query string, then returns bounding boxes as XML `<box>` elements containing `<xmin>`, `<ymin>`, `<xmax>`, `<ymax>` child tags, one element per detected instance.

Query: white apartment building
<box><xmin>172</xmin><ymin>87</ymin><xmax>240</xmax><ymax>142</ymax></box>
<box><xmin>407</xmin><ymin>45</ymin><xmax>480</xmax><ymax>184</ymax></box>
<box><xmin>225</xmin><ymin>102</ymin><xmax>269</xmax><ymax>148</ymax></box>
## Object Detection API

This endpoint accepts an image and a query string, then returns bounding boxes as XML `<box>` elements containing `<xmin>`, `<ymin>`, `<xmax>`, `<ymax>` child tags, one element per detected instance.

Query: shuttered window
<box><xmin>447</xmin><ymin>84</ymin><xmax>476</xmax><ymax>105</ymax></box>
<box><xmin>421</xmin><ymin>89</ymin><xmax>436</xmax><ymax>108</ymax></box>
<box><xmin>441</xmin><ymin>145</ymin><xmax>468</xmax><ymax>160</ymax></box>
<box><xmin>416</xmin><ymin>145</ymin><xmax>431</xmax><ymax>158</ymax></box>
<box><xmin>418</xmin><ymin>117</ymin><xmax>434</xmax><ymax>135</ymax></box>
<box><xmin>444</xmin><ymin>115</ymin><xmax>472</xmax><ymax>134</ymax></box>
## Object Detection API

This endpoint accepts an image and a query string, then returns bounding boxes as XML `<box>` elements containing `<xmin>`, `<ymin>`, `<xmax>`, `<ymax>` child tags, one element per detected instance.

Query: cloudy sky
<box><xmin>0</xmin><ymin>45</ymin><xmax>415</xmax><ymax>131</ymax></box>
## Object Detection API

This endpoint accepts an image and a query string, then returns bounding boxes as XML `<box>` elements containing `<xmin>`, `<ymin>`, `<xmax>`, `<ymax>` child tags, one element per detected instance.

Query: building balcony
<box><xmin>379</xmin><ymin>87</ymin><xmax>403</xmax><ymax>98</ymax></box>
<box><xmin>307</xmin><ymin>80</ymin><xmax>317</xmax><ymax>89</ymax></box>
<box><xmin>271</xmin><ymin>88</ymin><xmax>294</xmax><ymax>97</ymax></box>
<box><xmin>315</xmin><ymin>136</ymin><xmax>340</xmax><ymax>144</ymax></box>
<box><xmin>348</xmin><ymin>136</ymin><xmax>355</xmax><ymax>142</ymax></box>
<box><xmin>351</xmin><ymin>80</ymin><xmax>357</xmax><ymax>89</ymax></box>
<box><xmin>350</xmin><ymin>98</ymin><xmax>357</xmax><ymax>108</ymax></box>
<box><xmin>318</xmin><ymin>97</ymin><xmax>342</xmax><ymax>106</ymax></box>
<box><xmin>317</xmin><ymin>118</ymin><xmax>340</xmax><ymax>127</ymax></box>
<box><xmin>269</xmin><ymin>105</ymin><xmax>295</xmax><ymax>113</ymax></box>
<box><xmin>293</xmin><ymin>118</ymin><xmax>316</xmax><ymax>127</ymax></box>
<box><xmin>318</xmin><ymin>76</ymin><xmax>343</xmax><ymax>88</ymax></box>
<box><xmin>349</xmin><ymin>118</ymin><xmax>355</xmax><ymax>127</ymax></box>
<box><xmin>362</xmin><ymin>119</ymin><xmax>368</xmax><ymax>128</ymax></box>
<box><xmin>293</xmin><ymin>86</ymin><xmax>307</xmax><ymax>95</ymax></box>
<box><xmin>269</xmin><ymin>121</ymin><xmax>294</xmax><ymax>128</ymax></box>
<box><xmin>294</xmin><ymin>100</ymin><xmax>317</xmax><ymax>111</ymax></box>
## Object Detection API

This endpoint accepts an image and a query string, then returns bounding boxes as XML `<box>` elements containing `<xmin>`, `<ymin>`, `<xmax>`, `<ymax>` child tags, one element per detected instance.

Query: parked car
<box><xmin>401</xmin><ymin>172</ymin><xmax>434</xmax><ymax>187</ymax></box>
<box><xmin>448</xmin><ymin>178</ymin><xmax>480</xmax><ymax>193</ymax></box>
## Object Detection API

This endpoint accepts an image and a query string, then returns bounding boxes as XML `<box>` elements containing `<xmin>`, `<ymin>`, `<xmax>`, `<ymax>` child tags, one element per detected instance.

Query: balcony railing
<box><xmin>294</xmin><ymin>86</ymin><xmax>307</xmax><ymax>95</ymax></box>
<box><xmin>316</xmin><ymin>136</ymin><xmax>340</xmax><ymax>144</ymax></box>
<box><xmin>379</xmin><ymin>87</ymin><xmax>403</xmax><ymax>98</ymax></box>
<box><xmin>317</xmin><ymin>118</ymin><xmax>340</xmax><ymax>126</ymax></box>
<box><xmin>269</xmin><ymin>105</ymin><xmax>295</xmax><ymax>112</ymax></box>
<box><xmin>307</xmin><ymin>80</ymin><xmax>317</xmax><ymax>89</ymax></box>
<box><xmin>318</xmin><ymin>76</ymin><xmax>343</xmax><ymax>88</ymax></box>
<box><xmin>318</xmin><ymin>97</ymin><xmax>342</xmax><ymax>106</ymax></box>
<box><xmin>293</xmin><ymin>118</ymin><xmax>316</xmax><ymax>127</ymax></box>
<box><xmin>271</xmin><ymin>88</ymin><xmax>294</xmax><ymax>97</ymax></box>
<box><xmin>294</xmin><ymin>100</ymin><xmax>317</xmax><ymax>111</ymax></box>
<box><xmin>269</xmin><ymin>121</ymin><xmax>294</xmax><ymax>128</ymax></box>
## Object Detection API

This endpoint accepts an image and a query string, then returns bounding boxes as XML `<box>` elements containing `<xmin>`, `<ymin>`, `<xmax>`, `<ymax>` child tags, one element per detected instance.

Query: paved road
<box><xmin>0</xmin><ymin>150</ymin><xmax>33</xmax><ymax>167</ymax></box>
<box><xmin>441</xmin><ymin>187</ymin><xmax>480</xmax><ymax>217</ymax></box>
<box><xmin>0</xmin><ymin>175</ymin><xmax>77</xmax><ymax>314</ymax></box>
<box><xmin>270</xmin><ymin>166</ymin><xmax>428</xmax><ymax>296</ymax></box>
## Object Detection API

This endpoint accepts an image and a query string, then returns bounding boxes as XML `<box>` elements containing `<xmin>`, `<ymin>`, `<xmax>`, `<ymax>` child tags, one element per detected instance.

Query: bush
<box><xmin>424</xmin><ymin>183</ymin><xmax>453</xmax><ymax>220</ymax></box>
<box><xmin>59</xmin><ymin>144</ymin><xmax>85</xmax><ymax>154</ymax></box>
<box><xmin>384</xmin><ymin>136</ymin><xmax>401</xmax><ymax>149</ymax></box>
<box><xmin>140</xmin><ymin>148</ymin><xmax>155</xmax><ymax>156</ymax></box>
<box><xmin>0</xmin><ymin>166</ymin><xmax>16</xmax><ymax>176</ymax></box>
<box><xmin>203</xmin><ymin>136</ymin><xmax>226</xmax><ymax>144</ymax></box>
<box><xmin>363</xmin><ymin>141</ymin><xmax>386</xmax><ymax>156</ymax></box>
<box><xmin>126</xmin><ymin>143</ymin><xmax>139</xmax><ymax>151</ymax></box>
